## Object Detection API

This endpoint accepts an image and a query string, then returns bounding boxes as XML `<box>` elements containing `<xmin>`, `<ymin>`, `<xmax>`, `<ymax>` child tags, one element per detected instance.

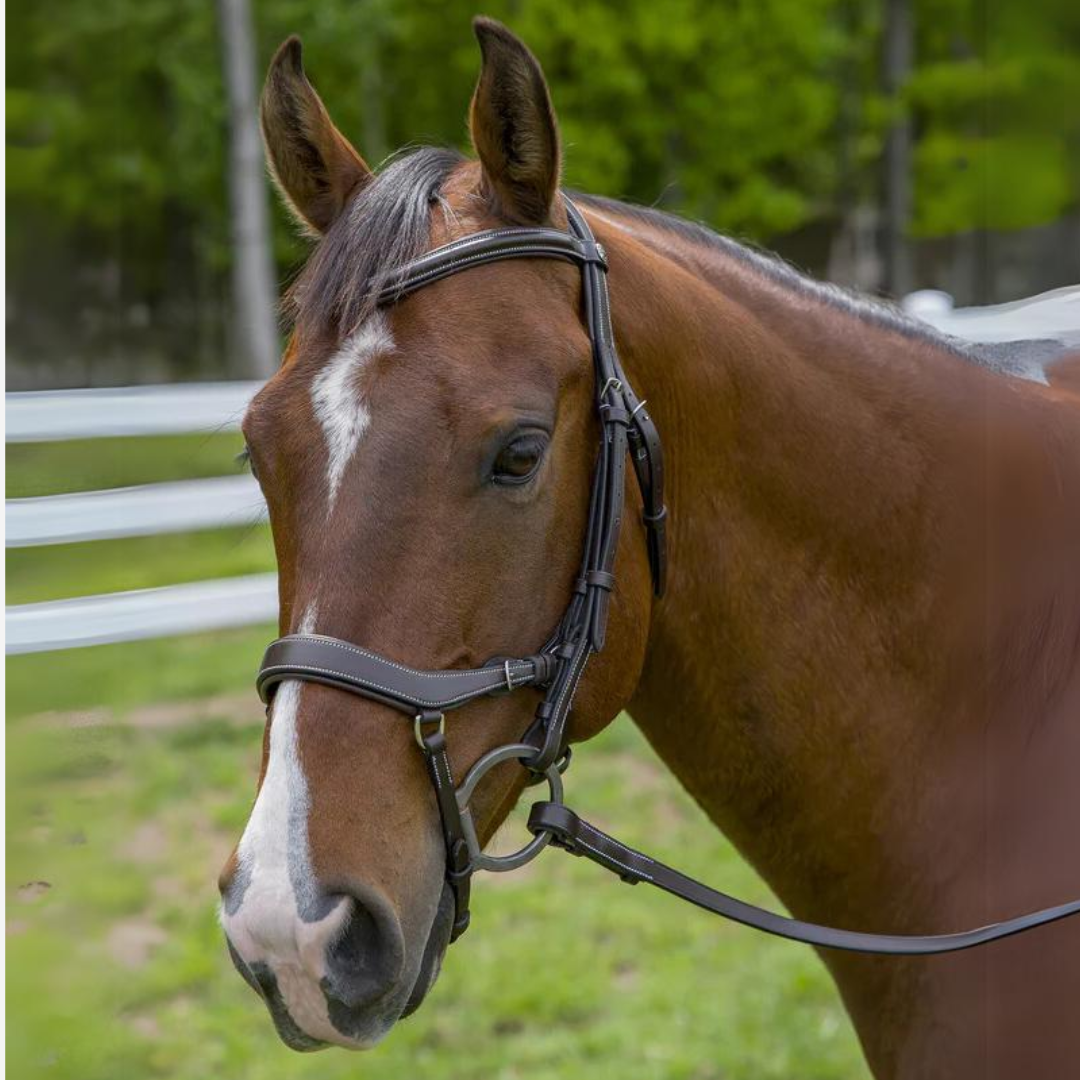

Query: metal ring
<box><xmin>629</xmin><ymin>398</ymin><xmax>648</xmax><ymax>417</ymax></box>
<box><xmin>413</xmin><ymin>711</ymin><xmax>445</xmax><ymax>749</ymax></box>
<box><xmin>503</xmin><ymin>659</ymin><xmax>514</xmax><ymax>693</ymax></box>
<box><xmin>599</xmin><ymin>377</ymin><xmax>622</xmax><ymax>401</ymax></box>
<box><xmin>455</xmin><ymin>742</ymin><xmax>564</xmax><ymax>873</ymax></box>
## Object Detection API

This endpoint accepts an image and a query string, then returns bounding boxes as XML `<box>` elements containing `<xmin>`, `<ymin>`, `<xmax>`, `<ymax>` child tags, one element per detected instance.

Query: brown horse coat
<box><xmin>221</xmin><ymin>19</ymin><xmax>1080</xmax><ymax>1077</ymax></box>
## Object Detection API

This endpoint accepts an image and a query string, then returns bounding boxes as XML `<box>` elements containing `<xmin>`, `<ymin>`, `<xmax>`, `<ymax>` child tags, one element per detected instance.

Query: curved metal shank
<box><xmin>455</xmin><ymin>743</ymin><xmax>564</xmax><ymax>873</ymax></box>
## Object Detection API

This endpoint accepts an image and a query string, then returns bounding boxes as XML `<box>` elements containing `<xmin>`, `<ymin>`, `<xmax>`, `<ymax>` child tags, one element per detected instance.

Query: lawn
<box><xmin>6</xmin><ymin>435</ymin><xmax>870</xmax><ymax>1079</ymax></box>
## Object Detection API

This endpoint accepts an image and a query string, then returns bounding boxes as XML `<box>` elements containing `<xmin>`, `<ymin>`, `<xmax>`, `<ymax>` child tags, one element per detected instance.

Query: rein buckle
<box><xmin>413</xmin><ymin>710</ymin><xmax>445</xmax><ymax>749</ymax></box>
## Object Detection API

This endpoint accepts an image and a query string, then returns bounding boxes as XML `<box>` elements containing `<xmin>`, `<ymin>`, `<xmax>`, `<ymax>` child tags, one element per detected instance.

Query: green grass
<box><xmin>7</xmin><ymin>709</ymin><xmax>869</xmax><ymax>1080</ymax></box>
<box><xmin>6</xmin><ymin>526</ymin><xmax>274</xmax><ymax>605</ymax></box>
<box><xmin>5</xmin><ymin>627</ymin><xmax>274</xmax><ymax>719</ymax></box>
<box><xmin>6</xmin><ymin>432</ymin><xmax>246</xmax><ymax>497</ymax></box>
<box><xmin>6</xmin><ymin>434</ymin><xmax>869</xmax><ymax>1078</ymax></box>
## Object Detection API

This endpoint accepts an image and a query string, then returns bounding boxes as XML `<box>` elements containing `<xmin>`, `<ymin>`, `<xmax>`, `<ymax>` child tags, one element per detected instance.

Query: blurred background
<box><xmin>5</xmin><ymin>2</ymin><xmax>1079</xmax><ymax>1078</ymax></box>
<box><xmin>8</xmin><ymin>0</ymin><xmax>1080</xmax><ymax>387</ymax></box>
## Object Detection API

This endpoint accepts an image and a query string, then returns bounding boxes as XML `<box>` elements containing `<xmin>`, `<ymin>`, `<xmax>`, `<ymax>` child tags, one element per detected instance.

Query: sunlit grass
<box><xmin>6</xmin><ymin>526</ymin><xmax>274</xmax><ymax>605</ymax></box>
<box><xmin>6</xmin><ymin>432</ymin><xmax>247</xmax><ymax>497</ymax></box>
<box><xmin>7</xmin><ymin>711</ymin><xmax>869</xmax><ymax>1080</ymax></box>
<box><xmin>6</xmin><ymin>627</ymin><xmax>274</xmax><ymax>720</ymax></box>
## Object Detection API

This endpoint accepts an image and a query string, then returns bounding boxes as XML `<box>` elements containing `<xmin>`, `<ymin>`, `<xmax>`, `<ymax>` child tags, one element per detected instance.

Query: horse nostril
<box><xmin>320</xmin><ymin>890</ymin><xmax>406</xmax><ymax>1011</ymax></box>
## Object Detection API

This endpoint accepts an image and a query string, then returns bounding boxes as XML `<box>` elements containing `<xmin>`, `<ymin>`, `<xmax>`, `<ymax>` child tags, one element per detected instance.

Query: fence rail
<box><xmin>6</xmin><ymin>379</ymin><xmax>270</xmax><ymax>653</ymax></box>
<box><xmin>904</xmin><ymin>285</ymin><xmax>1080</xmax><ymax>345</ymax></box>
<box><xmin>6</xmin><ymin>381</ymin><xmax>260</xmax><ymax>442</ymax></box>
<box><xmin>6</xmin><ymin>575</ymin><xmax>278</xmax><ymax>655</ymax></box>
<box><xmin>6</xmin><ymin>475</ymin><xmax>266</xmax><ymax>547</ymax></box>
<box><xmin>6</xmin><ymin>290</ymin><xmax>1077</xmax><ymax>655</ymax></box>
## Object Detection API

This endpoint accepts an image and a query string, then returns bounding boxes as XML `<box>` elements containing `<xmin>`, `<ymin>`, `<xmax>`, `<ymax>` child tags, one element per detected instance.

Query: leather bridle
<box><xmin>256</xmin><ymin>198</ymin><xmax>1080</xmax><ymax>955</ymax></box>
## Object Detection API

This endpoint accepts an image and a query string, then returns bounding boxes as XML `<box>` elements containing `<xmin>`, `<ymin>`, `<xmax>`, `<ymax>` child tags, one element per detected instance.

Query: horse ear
<box><xmin>469</xmin><ymin>18</ymin><xmax>561</xmax><ymax>225</ymax></box>
<box><xmin>260</xmin><ymin>36</ymin><xmax>372</xmax><ymax>236</ymax></box>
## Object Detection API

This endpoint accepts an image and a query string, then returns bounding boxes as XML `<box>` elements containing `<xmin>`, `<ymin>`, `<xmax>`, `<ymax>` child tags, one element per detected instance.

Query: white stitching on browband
<box><xmin>405</xmin><ymin>227</ymin><xmax>569</xmax><ymax>258</ymax></box>
<box><xmin>394</xmin><ymin>229</ymin><xmax>578</xmax><ymax>268</ymax></box>
<box><xmin>384</xmin><ymin>244</ymin><xmax>584</xmax><ymax>297</ymax></box>
<box><xmin>259</xmin><ymin>662</ymin><xmax>530</xmax><ymax>709</ymax></box>
<box><xmin>283</xmin><ymin>635</ymin><xmax>533</xmax><ymax>681</ymax></box>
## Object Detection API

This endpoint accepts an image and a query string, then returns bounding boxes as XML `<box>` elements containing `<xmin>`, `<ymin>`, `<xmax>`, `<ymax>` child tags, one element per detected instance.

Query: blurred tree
<box><xmin>6</xmin><ymin>0</ymin><xmax>1078</xmax><ymax>383</ymax></box>
<box><xmin>218</xmin><ymin>0</ymin><xmax>279</xmax><ymax>378</ymax></box>
<box><xmin>909</xmin><ymin>0</ymin><xmax>1080</xmax><ymax>235</ymax></box>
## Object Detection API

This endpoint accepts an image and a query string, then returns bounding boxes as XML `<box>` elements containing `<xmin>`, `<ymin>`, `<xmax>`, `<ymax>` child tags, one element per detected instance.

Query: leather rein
<box><xmin>256</xmin><ymin>198</ymin><xmax>1080</xmax><ymax>954</ymax></box>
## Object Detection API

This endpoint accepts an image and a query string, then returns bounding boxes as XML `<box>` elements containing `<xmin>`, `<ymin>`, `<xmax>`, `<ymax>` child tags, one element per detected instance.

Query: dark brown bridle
<box><xmin>256</xmin><ymin>199</ymin><xmax>1080</xmax><ymax>955</ymax></box>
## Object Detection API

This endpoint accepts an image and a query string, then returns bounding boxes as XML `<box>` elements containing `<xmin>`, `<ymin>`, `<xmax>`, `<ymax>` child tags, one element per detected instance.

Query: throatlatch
<box><xmin>256</xmin><ymin>197</ymin><xmax>1080</xmax><ymax>954</ymax></box>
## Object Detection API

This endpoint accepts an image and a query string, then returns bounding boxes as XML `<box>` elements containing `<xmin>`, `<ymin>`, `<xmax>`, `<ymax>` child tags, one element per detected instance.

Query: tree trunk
<box><xmin>882</xmin><ymin>0</ymin><xmax>914</xmax><ymax>298</ymax></box>
<box><xmin>217</xmin><ymin>0</ymin><xmax>279</xmax><ymax>379</ymax></box>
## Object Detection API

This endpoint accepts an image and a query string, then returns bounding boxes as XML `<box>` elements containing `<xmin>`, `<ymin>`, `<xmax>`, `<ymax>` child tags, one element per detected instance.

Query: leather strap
<box><xmin>377</xmin><ymin>226</ymin><xmax>605</xmax><ymax>306</ymax></box>
<box><xmin>529</xmin><ymin>802</ymin><xmax>1080</xmax><ymax>954</ymax></box>
<box><xmin>416</xmin><ymin>714</ymin><xmax>472</xmax><ymax>941</ymax></box>
<box><xmin>257</xmin><ymin>634</ymin><xmax>556</xmax><ymax>713</ymax></box>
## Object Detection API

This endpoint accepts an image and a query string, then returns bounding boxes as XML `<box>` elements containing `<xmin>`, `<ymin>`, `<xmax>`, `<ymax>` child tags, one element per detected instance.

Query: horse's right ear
<box><xmin>260</xmin><ymin>36</ymin><xmax>372</xmax><ymax>235</ymax></box>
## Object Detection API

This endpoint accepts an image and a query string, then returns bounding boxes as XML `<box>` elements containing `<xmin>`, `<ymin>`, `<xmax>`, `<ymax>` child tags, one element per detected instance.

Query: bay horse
<box><xmin>219</xmin><ymin>18</ymin><xmax>1080</xmax><ymax>1078</ymax></box>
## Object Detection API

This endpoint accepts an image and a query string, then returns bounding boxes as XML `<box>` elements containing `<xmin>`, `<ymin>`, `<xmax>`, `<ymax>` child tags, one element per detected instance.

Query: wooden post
<box><xmin>218</xmin><ymin>0</ymin><xmax>279</xmax><ymax>379</ymax></box>
<box><xmin>882</xmin><ymin>0</ymin><xmax>914</xmax><ymax>297</ymax></box>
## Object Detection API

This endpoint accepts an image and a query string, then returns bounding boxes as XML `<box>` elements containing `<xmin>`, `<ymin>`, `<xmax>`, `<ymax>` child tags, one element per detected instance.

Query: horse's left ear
<box><xmin>469</xmin><ymin>17</ymin><xmax>561</xmax><ymax>225</ymax></box>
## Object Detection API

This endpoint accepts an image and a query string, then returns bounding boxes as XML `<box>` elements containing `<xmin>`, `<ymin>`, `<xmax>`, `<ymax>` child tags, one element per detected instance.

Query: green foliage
<box><xmin>7</xmin><ymin>0</ymin><xmax>227</xmax><ymax>257</ymax></box>
<box><xmin>7</xmin><ymin>0</ymin><xmax>856</xmax><ymax>290</ymax></box>
<box><xmin>9</xmin><ymin>0</ymin><xmax>1078</xmax><ymax>373</ymax></box>
<box><xmin>909</xmin><ymin>0</ymin><xmax>1080</xmax><ymax>235</ymax></box>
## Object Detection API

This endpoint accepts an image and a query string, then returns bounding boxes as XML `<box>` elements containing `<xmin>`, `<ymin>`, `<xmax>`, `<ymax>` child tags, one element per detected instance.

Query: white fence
<box><xmin>6</xmin><ymin>381</ymin><xmax>275</xmax><ymax>654</ymax></box>
<box><xmin>6</xmin><ymin>288</ymin><xmax>1077</xmax><ymax>655</ymax></box>
<box><xmin>6</xmin><ymin>381</ymin><xmax>260</xmax><ymax>442</ymax></box>
<box><xmin>903</xmin><ymin>285</ymin><xmax>1080</xmax><ymax>346</ymax></box>
<box><xmin>6</xmin><ymin>575</ymin><xmax>279</xmax><ymax>655</ymax></box>
<box><xmin>7</xmin><ymin>475</ymin><xmax>266</xmax><ymax>547</ymax></box>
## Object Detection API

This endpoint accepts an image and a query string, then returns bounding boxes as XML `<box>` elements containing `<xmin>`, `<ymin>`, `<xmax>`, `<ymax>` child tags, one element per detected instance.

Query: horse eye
<box><xmin>236</xmin><ymin>445</ymin><xmax>258</xmax><ymax>480</ymax></box>
<box><xmin>492</xmin><ymin>433</ymin><xmax>547</xmax><ymax>485</ymax></box>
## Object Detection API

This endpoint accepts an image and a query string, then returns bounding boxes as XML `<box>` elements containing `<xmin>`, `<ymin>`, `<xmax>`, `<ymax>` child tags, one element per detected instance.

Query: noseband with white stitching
<box><xmin>257</xmin><ymin>198</ymin><xmax>1080</xmax><ymax>954</ymax></box>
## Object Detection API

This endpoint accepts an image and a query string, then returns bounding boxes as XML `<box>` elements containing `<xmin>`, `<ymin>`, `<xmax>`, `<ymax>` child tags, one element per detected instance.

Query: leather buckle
<box><xmin>413</xmin><ymin>710</ymin><xmax>445</xmax><ymax>749</ymax></box>
<box><xmin>579</xmin><ymin>240</ymin><xmax>607</xmax><ymax>268</ymax></box>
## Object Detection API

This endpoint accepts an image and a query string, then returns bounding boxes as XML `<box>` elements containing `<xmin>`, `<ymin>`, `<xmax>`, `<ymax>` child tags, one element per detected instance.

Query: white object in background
<box><xmin>904</xmin><ymin>285</ymin><xmax>1080</xmax><ymax>346</ymax></box>
<box><xmin>5</xmin><ymin>381</ymin><xmax>262</xmax><ymax>442</ymax></box>
<box><xmin>6</xmin><ymin>475</ymin><xmax>267</xmax><ymax>547</ymax></box>
<box><xmin>902</xmin><ymin>289</ymin><xmax>955</xmax><ymax>318</ymax></box>
<box><xmin>5</xmin><ymin>573</ymin><xmax>279</xmax><ymax>654</ymax></box>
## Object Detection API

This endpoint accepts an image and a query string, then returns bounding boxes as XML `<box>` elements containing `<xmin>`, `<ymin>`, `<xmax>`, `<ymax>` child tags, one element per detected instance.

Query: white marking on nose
<box><xmin>225</xmin><ymin>678</ymin><xmax>311</xmax><ymax>956</ymax></box>
<box><xmin>224</xmin><ymin>604</ymin><xmax>362</xmax><ymax>1044</ymax></box>
<box><xmin>310</xmin><ymin>312</ymin><xmax>394</xmax><ymax>510</ymax></box>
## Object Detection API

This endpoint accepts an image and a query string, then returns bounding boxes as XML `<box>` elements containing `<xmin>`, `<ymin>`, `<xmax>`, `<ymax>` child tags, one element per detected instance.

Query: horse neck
<box><xmin>591</xmin><ymin>207</ymin><xmax>1080</xmax><ymax>938</ymax></box>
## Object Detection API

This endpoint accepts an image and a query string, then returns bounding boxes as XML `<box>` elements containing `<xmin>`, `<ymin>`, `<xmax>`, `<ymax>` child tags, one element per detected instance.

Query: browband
<box><xmin>376</xmin><ymin>225</ymin><xmax>606</xmax><ymax>305</ymax></box>
<box><xmin>258</xmin><ymin>635</ymin><xmax>556</xmax><ymax>714</ymax></box>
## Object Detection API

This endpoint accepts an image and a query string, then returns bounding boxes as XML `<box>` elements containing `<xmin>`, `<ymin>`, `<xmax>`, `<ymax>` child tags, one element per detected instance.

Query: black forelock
<box><xmin>285</xmin><ymin>146</ymin><xmax>465</xmax><ymax>335</ymax></box>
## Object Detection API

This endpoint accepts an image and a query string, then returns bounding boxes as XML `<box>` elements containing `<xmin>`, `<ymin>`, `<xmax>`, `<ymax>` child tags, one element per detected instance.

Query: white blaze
<box><xmin>223</xmin><ymin>605</ymin><xmax>362</xmax><ymax>1046</ymax></box>
<box><xmin>310</xmin><ymin>313</ymin><xmax>394</xmax><ymax>510</ymax></box>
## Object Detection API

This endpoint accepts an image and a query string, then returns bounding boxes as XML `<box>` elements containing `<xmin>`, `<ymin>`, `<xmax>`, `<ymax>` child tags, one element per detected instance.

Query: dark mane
<box><xmin>577</xmin><ymin>192</ymin><xmax>962</xmax><ymax>348</ymax></box>
<box><xmin>286</xmin><ymin>152</ymin><xmax>1049</xmax><ymax>383</ymax></box>
<box><xmin>286</xmin><ymin>146</ymin><xmax>465</xmax><ymax>334</ymax></box>
<box><xmin>576</xmin><ymin>193</ymin><xmax>1051</xmax><ymax>381</ymax></box>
